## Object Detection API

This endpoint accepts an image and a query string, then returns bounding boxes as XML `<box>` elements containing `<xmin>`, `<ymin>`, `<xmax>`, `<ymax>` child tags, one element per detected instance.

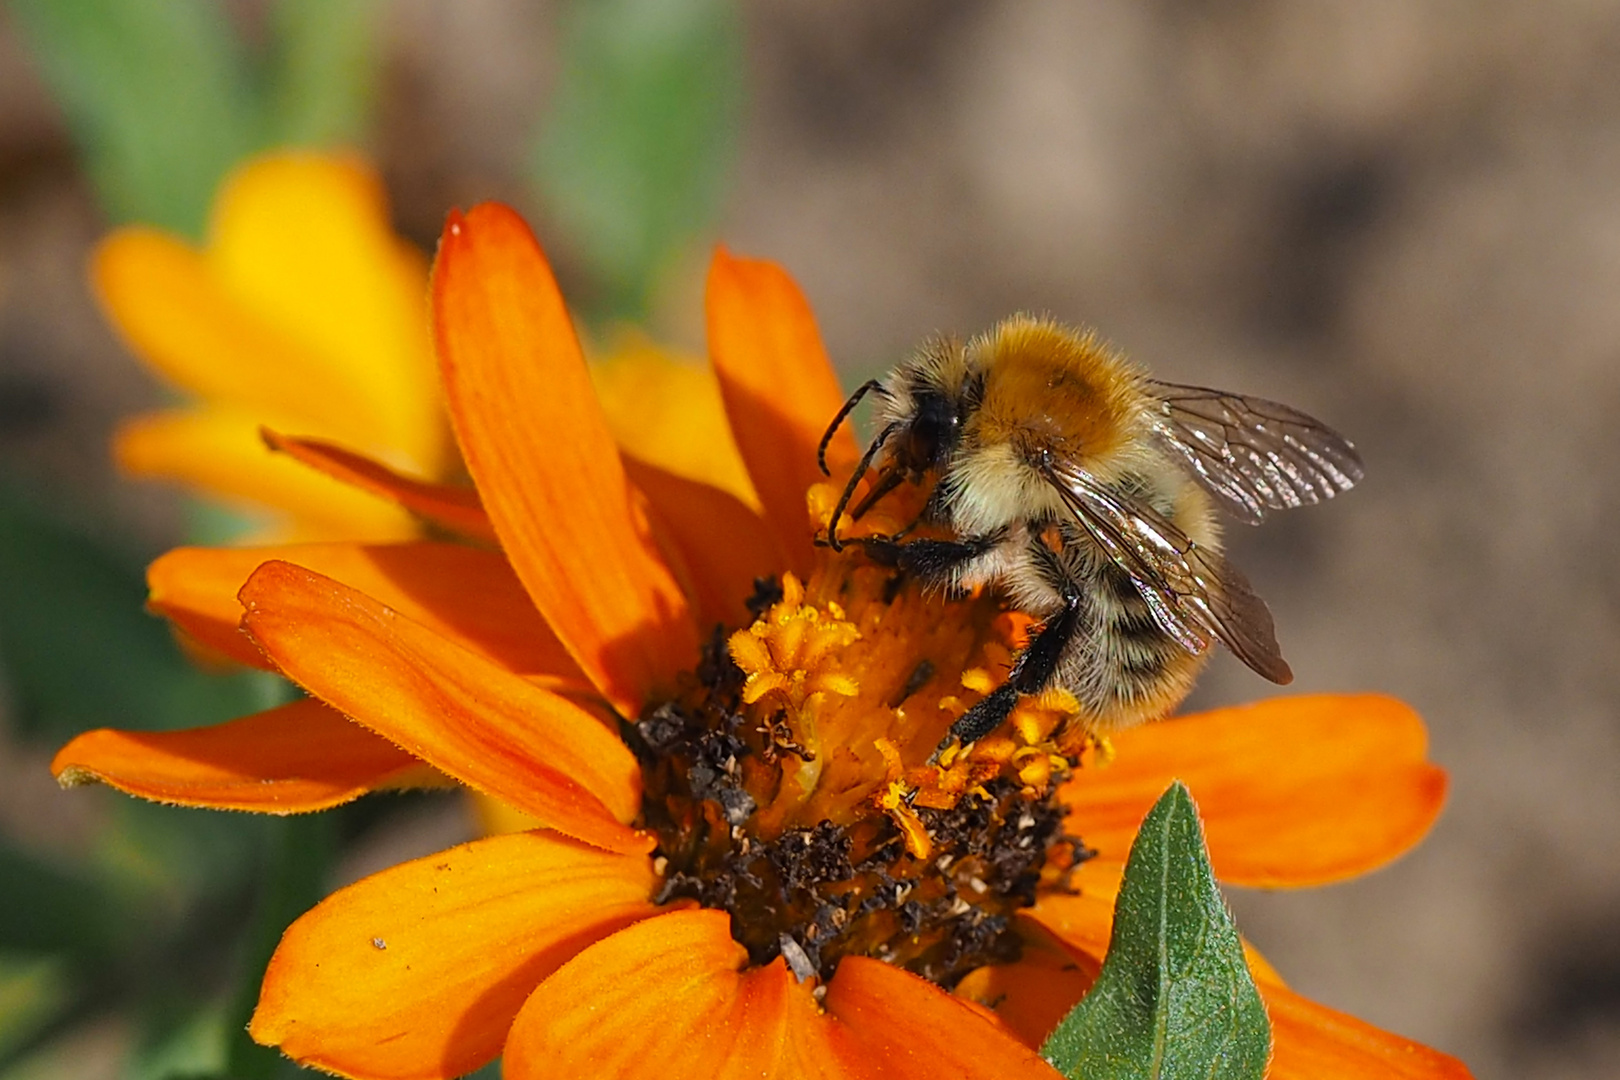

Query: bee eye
<box><xmin>909</xmin><ymin>391</ymin><xmax>958</xmax><ymax>466</ymax></box>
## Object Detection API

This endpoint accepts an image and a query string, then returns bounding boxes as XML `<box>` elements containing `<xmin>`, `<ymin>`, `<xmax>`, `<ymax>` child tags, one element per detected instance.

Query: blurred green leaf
<box><xmin>93</xmin><ymin>801</ymin><xmax>270</xmax><ymax>911</ymax></box>
<box><xmin>6</xmin><ymin>0</ymin><xmax>261</xmax><ymax>237</ymax></box>
<box><xmin>8</xmin><ymin>0</ymin><xmax>381</xmax><ymax>238</ymax></box>
<box><xmin>222</xmin><ymin>815</ymin><xmax>333</xmax><ymax>1080</ymax></box>
<box><xmin>1041</xmin><ymin>782</ymin><xmax>1270</xmax><ymax>1080</ymax></box>
<box><xmin>0</xmin><ymin>486</ymin><xmax>278</xmax><ymax>741</ymax></box>
<box><xmin>532</xmin><ymin>0</ymin><xmax>743</xmax><ymax>320</ymax></box>
<box><xmin>0</xmin><ymin>955</ymin><xmax>71</xmax><ymax>1063</ymax></box>
<box><xmin>0</xmin><ymin>844</ymin><xmax>118</xmax><ymax>962</ymax></box>
<box><xmin>126</xmin><ymin>998</ymin><xmax>226</xmax><ymax>1080</ymax></box>
<box><xmin>264</xmin><ymin>0</ymin><xmax>379</xmax><ymax>147</ymax></box>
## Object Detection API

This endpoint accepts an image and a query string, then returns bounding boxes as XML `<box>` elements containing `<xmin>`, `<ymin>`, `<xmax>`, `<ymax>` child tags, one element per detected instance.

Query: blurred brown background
<box><xmin>3</xmin><ymin>3</ymin><xmax>1618</xmax><ymax>1078</ymax></box>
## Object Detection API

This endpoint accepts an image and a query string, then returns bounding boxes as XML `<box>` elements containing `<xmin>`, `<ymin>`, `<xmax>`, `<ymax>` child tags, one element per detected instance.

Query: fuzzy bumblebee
<box><xmin>819</xmin><ymin>315</ymin><xmax>1363</xmax><ymax>751</ymax></box>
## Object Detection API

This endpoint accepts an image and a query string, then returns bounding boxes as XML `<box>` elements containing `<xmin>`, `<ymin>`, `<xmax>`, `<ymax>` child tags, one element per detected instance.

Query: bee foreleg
<box><xmin>937</xmin><ymin>589</ymin><xmax>1084</xmax><ymax>754</ymax></box>
<box><xmin>855</xmin><ymin>533</ymin><xmax>1001</xmax><ymax>589</ymax></box>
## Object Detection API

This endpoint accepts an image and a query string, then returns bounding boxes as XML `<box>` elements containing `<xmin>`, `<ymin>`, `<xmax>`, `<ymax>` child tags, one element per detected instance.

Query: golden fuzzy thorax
<box><xmin>966</xmin><ymin>316</ymin><xmax>1144</xmax><ymax>468</ymax></box>
<box><xmin>942</xmin><ymin>317</ymin><xmax>1203</xmax><ymax>542</ymax></box>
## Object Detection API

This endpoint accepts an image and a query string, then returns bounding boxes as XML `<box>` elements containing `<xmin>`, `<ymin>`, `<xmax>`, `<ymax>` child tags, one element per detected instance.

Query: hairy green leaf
<box><xmin>1042</xmin><ymin>781</ymin><xmax>1270</xmax><ymax>1080</ymax></box>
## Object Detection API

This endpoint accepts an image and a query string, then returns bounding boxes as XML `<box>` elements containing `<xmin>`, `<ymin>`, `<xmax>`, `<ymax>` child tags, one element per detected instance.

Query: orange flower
<box><xmin>56</xmin><ymin>204</ymin><xmax>1472</xmax><ymax>1080</ymax></box>
<box><xmin>95</xmin><ymin>151</ymin><xmax>447</xmax><ymax>541</ymax></box>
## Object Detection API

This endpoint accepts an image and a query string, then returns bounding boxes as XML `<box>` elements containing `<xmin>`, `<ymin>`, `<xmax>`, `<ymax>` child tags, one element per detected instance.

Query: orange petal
<box><xmin>507</xmin><ymin>909</ymin><xmax>842</xmax><ymax>1080</ymax></box>
<box><xmin>955</xmin><ymin>918</ymin><xmax>1100</xmax><ymax>1052</ymax></box>
<box><xmin>590</xmin><ymin>335</ymin><xmax>760</xmax><ymax>510</ymax></box>
<box><xmin>824</xmin><ymin>957</ymin><xmax>1062</xmax><ymax>1080</ymax></box>
<box><xmin>147</xmin><ymin>541</ymin><xmax>587</xmax><ymax>686</ymax></box>
<box><xmin>1026</xmin><ymin>866</ymin><xmax>1122</xmax><ymax>964</ymax></box>
<box><xmin>239</xmin><ymin>560</ymin><xmax>646</xmax><ymax>853</ymax></box>
<box><xmin>116</xmin><ymin>409</ymin><xmax>417</xmax><ymax>541</ymax></box>
<box><xmin>262</xmin><ymin>429</ymin><xmax>496</xmax><ymax>541</ymax></box>
<box><xmin>624</xmin><ymin>456</ymin><xmax>780</xmax><ymax>630</ymax></box>
<box><xmin>1061</xmin><ymin>695</ymin><xmax>1448</xmax><ymax>887</ymax></box>
<box><xmin>51</xmin><ymin>698</ymin><xmax>423</xmax><ymax>812</ymax></box>
<box><xmin>1266</xmin><ymin>982</ymin><xmax>1474</xmax><ymax>1080</ymax></box>
<box><xmin>705</xmin><ymin>247</ymin><xmax>855</xmax><ymax>575</ymax></box>
<box><xmin>433</xmin><ymin>204</ymin><xmax>696</xmax><ymax>711</ymax></box>
<box><xmin>250</xmin><ymin>829</ymin><xmax>659</xmax><ymax>1080</ymax></box>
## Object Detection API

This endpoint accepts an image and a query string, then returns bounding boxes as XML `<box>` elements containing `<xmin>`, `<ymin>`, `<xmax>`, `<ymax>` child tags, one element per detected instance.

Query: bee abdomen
<box><xmin>1062</xmin><ymin>566</ymin><xmax>1207</xmax><ymax>730</ymax></box>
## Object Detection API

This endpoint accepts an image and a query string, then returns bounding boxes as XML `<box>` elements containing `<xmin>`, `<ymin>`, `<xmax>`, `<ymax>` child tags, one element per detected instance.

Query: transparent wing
<box><xmin>1147</xmin><ymin>380</ymin><xmax>1364</xmax><ymax>525</ymax></box>
<box><xmin>1042</xmin><ymin>458</ymin><xmax>1293</xmax><ymax>684</ymax></box>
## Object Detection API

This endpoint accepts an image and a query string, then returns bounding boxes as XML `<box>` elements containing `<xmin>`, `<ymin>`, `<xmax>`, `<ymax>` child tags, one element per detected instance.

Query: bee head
<box><xmin>888</xmin><ymin>384</ymin><xmax>960</xmax><ymax>473</ymax></box>
<box><xmin>820</xmin><ymin>342</ymin><xmax>974</xmax><ymax>550</ymax></box>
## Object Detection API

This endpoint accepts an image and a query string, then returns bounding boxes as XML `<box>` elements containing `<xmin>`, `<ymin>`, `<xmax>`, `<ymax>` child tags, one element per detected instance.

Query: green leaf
<box><xmin>6</xmin><ymin>0</ymin><xmax>262</xmax><ymax>237</ymax></box>
<box><xmin>0</xmin><ymin>954</ymin><xmax>71</xmax><ymax>1062</ymax></box>
<box><xmin>222</xmin><ymin>814</ymin><xmax>335</xmax><ymax>1080</ymax></box>
<box><xmin>264</xmin><ymin>0</ymin><xmax>380</xmax><ymax>147</ymax></box>
<box><xmin>0</xmin><ymin>843</ymin><xmax>119</xmax><ymax>962</ymax></box>
<box><xmin>1041</xmin><ymin>781</ymin><xmax>1270</xmax><ymax>1080</ymax></box>
<box><xmin>0</xmin><ymin>486</ymin><xmax>280</xmax><ymax>740</ymax></box>
<box><xmin>531</xmin><ymin>0</ymin><xmax>744</xmax><ymax>320</ymax></box>
<box><xmin>125</xmin><ymin>998</ymin><xmax>228</xmax><ymax>1080</ymax></box>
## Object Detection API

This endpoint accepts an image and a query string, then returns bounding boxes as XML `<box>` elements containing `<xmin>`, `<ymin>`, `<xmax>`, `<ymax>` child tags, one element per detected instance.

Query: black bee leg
<box><xmin>855</xmin><ymin>533</ymin><xmax>1000</xmax><ymax>590</ymax></box>
<box><xmin>934</xmin><ymin>591</ymin><xmax>1084</xmax><ymax>757</ymax></box>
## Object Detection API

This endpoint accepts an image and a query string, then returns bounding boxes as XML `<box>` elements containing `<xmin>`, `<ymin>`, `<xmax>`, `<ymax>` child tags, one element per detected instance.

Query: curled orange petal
<box><xmin>706</xmin><ymin>247</ymin><xmax>855</xmax><ymax>575</ymax></box>
<box><xmin>250</xmin><ymin>829</ymin><xmax>660</xmax><ymax>1080</ymax></box>
<box><xmin>116</xmin><ymin>409</ymin><xmax>417</xmax><ymax>541</ymax></box>
<box><xmin>433</xmin><ymin>203</ymin><xmax>696</xmax><ymax>712</ymax></box>
<box><xmin>1061</xmin><ymin>695</ymin><xmax>1448</xmax><ymax>887</ymax></box>
<box><xmin>262</xmin><ymin>429</ymin><xmax>495</xmax><ymax>540</ymax></box>
<box><xmin>239</xmin><ymin>560</ymin><xmax>646</xmax><ymax>853</ymax></box>
<box><xmin>51</xmin><ymin>698</ymin><xmax>424</xmax><ymax>812</ymax></box>
<box><xmin>149</xmin><ymin>541</ymin><xmax>587</xmax><ymax>686</ymax></box>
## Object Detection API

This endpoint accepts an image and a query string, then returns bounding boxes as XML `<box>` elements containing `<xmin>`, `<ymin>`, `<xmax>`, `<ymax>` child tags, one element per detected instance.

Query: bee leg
<box><xmin>935</xmin><ymin>590</ymin><xmax>1084</xmax><ymax>756</ymax></box>
<box><xmin>854</xmin><ymin>534</ymin><xmax>1001</xmax><ymax>588</ymax></box>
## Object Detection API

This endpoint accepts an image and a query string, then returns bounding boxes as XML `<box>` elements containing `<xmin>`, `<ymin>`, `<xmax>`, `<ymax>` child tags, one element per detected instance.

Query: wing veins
<box><xmin>1148</xmin><ymin>380</ymin><xmax>1364</xmax><ymax>524</ymax></box>
<box><xmin>1041</xmin><ymin>460</ymin><xmax>1292</xmax><ymax>684</ymax></box>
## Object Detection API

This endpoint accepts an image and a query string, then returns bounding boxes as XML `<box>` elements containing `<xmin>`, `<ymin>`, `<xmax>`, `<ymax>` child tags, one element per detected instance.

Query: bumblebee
<box><xmin>818</xmin><ymin>315</ymin><xmax>1363</xmax><ymax>751</ymax></box>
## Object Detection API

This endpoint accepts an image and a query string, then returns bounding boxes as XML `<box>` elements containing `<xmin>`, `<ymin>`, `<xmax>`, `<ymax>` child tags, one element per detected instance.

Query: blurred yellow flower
<box><xmin>94</xmin><ymin>151</ymin><xmax>447</xmax><ymax>541</ymax></box>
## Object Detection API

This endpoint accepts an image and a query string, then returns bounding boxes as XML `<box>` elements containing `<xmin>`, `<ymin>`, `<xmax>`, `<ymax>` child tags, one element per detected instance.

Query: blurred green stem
<box><xmin>223</xmin><ymin>815</ymin><xmax>335</xmax><ymax>1080</ymax></box>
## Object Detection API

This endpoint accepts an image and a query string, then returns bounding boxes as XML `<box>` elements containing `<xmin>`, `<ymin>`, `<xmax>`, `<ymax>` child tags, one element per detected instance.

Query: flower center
<box><xmin>631</xmin><ymin>488</ymin><xmax>1094</xmax><ymax>988</ymax></box>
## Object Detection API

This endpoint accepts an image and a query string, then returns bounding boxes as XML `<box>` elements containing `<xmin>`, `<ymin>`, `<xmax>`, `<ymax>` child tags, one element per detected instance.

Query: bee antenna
<box><xmin>818</xmin><ymin>379</ymin><xmax>888</xmax><ymax>476</ymax></box>
<box><xmin>827</xmin><ymin>420</ymin><xmax>900</xmax><ymax>551</ymax></box>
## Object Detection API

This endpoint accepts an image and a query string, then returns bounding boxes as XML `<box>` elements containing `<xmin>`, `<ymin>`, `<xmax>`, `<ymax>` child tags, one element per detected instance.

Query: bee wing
<box><xmin>1042</xmin><ymin>458</ymin><xmax>1294</xmax><ymax>684</ymax></box>
<box><xmin>1146</xmin><ymin>380</ymin><xmax>1365</xmax><ymax>525</ymax></box>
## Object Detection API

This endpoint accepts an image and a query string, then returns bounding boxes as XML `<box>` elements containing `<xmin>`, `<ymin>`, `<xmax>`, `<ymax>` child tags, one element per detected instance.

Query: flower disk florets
<box><xmin>633</xmin><ymin>520</ymin><xmax>1093</xmax><ymax>989</ymax></box>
